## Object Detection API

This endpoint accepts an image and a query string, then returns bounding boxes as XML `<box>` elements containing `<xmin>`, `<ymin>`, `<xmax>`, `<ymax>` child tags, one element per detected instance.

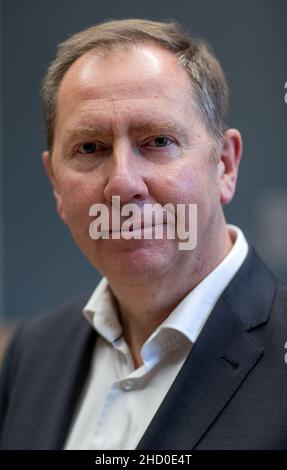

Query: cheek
<box><xmin>155</xmin><ymin>164</ymin><xmax>219</xmax><ymax>231</ymax></box>
<box><xmin>153</xmin><ymin>165</ymin><xmax>206</xmax><ymax>205</ymax></box>
<box><xmin>58</xmin><ymin>173</ymin><xmax>103</xmax><ymax>229</ymax></box>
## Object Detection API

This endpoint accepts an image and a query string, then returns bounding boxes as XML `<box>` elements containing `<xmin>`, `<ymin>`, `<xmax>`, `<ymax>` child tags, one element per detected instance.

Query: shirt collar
<box><xmin>144</xmin><ymin>224</ymin><xmax>248</xmax><ymax>346</ymax></box>
<box><xmin>83</xmin><ymin>224</ymin><xmax>248</xmax><ymax>347</ymax></box>
<box><xmin>83</xmin><ymin>278</ymin><xmax>123</xmax><ymax>343</ymax></box>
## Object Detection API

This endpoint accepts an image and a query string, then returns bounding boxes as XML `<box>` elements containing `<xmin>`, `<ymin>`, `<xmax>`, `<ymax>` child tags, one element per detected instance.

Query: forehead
<box><xmin>61</xmin><ymin>43</ymin><xmax>190</xmax><ymax>93</ymax></box>
<box><xmin>55</xmin><ymin>43</ymin><xmax>204</xmax><ymax>137</ymax></box>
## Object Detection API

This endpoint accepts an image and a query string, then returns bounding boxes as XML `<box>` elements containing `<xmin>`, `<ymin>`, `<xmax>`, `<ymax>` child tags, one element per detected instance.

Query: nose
<box><xmin>103</xmin><ymin>142</ymin><xmax>149</xmax><ymax>206</ymax></box>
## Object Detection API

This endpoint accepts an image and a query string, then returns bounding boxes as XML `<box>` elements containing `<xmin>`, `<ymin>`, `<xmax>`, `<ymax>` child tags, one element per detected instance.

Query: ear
<box><xmin>217</xmin><ymin>129</ymin><xmax>243</xmax><ymax>205</ymax></box>
<box><xmin>42</xmin><ymin>150</ymin><xmax>68</xmax><ymax>224</ymax></box>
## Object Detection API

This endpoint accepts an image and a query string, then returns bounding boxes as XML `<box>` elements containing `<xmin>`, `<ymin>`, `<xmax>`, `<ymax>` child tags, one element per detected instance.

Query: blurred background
<box><xmin>0</xmin><ymin>0</ymin><xmax>287</xmax><ymax>352</ymax></box>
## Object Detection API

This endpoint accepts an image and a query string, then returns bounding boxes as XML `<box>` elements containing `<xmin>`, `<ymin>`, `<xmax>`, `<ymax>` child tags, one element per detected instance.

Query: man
<box><xmin>0</xmin><ymin>18</ymin><xmax>287</xmax><ymax>450</ymax></box>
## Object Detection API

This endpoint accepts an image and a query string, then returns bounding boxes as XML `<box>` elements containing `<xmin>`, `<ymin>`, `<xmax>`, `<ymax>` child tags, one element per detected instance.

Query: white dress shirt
<box><xmin>65</xmin><ymin>225</ymin><xmax>248</xmax><ymax>450</ymax></box>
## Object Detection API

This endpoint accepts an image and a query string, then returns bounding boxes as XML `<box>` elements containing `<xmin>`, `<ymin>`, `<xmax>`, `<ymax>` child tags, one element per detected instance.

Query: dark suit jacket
<box><xmin>1</xmin><ymin>248</ymin><xmax>287</xmax><ymax>450</ymax></box>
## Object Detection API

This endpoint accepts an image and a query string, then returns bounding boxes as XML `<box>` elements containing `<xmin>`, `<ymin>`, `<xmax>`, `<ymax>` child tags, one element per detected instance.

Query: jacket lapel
<box><xmin>137</xmin><ymin>249</ymin><xmax>277</xmax><ymax>450</ymax></box>
<box><xmin>46</xmin><ymin>312</ymin><xmax>97</xmax><ymax>450</ymax></box>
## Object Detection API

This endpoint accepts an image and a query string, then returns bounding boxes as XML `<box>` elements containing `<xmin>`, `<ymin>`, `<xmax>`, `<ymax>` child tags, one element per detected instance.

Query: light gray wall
<box><xmin>1</xmin><ymin>0</ymin><xmax>287</xmax><ymax>322</ymax></box>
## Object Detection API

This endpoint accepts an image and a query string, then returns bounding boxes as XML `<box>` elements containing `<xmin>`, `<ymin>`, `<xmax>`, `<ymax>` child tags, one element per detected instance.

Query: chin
<box><xmin>94</xmin><ymin>239</ymin><xmax>177</xmax><ymax>280</ymax></box>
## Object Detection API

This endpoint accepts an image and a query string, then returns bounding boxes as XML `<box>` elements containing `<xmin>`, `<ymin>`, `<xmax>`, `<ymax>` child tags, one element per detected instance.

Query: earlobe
<box><xmin>219</xmin><ymin>129</ymin><xmax>243</xmax><ymax>205</ymax></box>
<box><xmin>42</xmin><ymin>150</ymin><xmax>68</xmax><ymax>224</ymax></box>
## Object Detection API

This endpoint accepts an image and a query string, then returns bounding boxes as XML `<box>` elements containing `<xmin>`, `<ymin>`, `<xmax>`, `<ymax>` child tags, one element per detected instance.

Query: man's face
<box><xmin>44</xmin><ymin>43</ymin><xmax>227</xmax><ymax>284</ymax></box>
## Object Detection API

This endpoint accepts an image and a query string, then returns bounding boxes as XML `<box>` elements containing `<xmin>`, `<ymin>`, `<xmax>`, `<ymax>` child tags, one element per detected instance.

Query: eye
<box><xmin>76</xmin><ymin>142</ymin><xmax>100</xmax><ymax>154</ymax></box>
<box><xmin>146</xmin><ymin>136</ymin><xmax>174</xmax><ymax>148</ymax></box>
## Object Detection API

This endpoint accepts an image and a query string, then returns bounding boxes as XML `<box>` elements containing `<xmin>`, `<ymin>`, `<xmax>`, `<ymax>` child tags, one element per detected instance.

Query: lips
<box><xmin>108</xmin><ymin>222</ymin><xmax>167</xmax><ymax>234</ymax></box>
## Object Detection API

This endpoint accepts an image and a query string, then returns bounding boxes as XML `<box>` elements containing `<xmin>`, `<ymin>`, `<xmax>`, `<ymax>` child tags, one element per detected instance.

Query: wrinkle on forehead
<box><xmin>57</xmin><ymin>76</ymin><xmax>196</xmax><ymax>135</ymax></box>
<box><xmin>61</xmin><ymin>75</ymin><xmax>192</xmax><ymax>106</ymax></box>
<box><xmin>57</xmin><ymin>81</ymin><xmax>197</xmax><ymax>137</ymax></box>
<box><xmin>58</xmin><ymin>92</ymin><xmax>197</xmax><ymax>142</ymax></box>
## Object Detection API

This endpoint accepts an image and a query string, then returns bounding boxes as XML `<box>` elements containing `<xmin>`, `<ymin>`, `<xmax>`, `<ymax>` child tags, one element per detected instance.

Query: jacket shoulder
<box><xmin>0</xmin><ymin>291</ymin><xmax>93</xmax><ymax>389</ymax></box>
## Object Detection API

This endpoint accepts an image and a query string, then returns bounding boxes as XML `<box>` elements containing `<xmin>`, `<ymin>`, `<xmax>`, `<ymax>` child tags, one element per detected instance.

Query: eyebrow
<box><xmin>64</xmin><ymin>127</ymin><xmax>110</xmax><ymax>143</ymax></box>
<box><xmin>63</xmin><ymin>120</ymin><xmax>189</xmax><ymax>145</ymax></box>
<box><xmin>129</xmin><ymin>121</ymin><xmax>187</xmax><ymax>137</ymax></box>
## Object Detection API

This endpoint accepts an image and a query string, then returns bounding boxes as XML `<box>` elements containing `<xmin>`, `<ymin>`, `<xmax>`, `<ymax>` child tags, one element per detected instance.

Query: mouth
<box><xmin>115</xmin><ymin>222</ymin><xmax>162</xmax><ymax>231</ymax></box>
<box><xmin>102</xmin><ymin>222</ymin><xmax>168</xmax><ymax>236</ymax></box>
